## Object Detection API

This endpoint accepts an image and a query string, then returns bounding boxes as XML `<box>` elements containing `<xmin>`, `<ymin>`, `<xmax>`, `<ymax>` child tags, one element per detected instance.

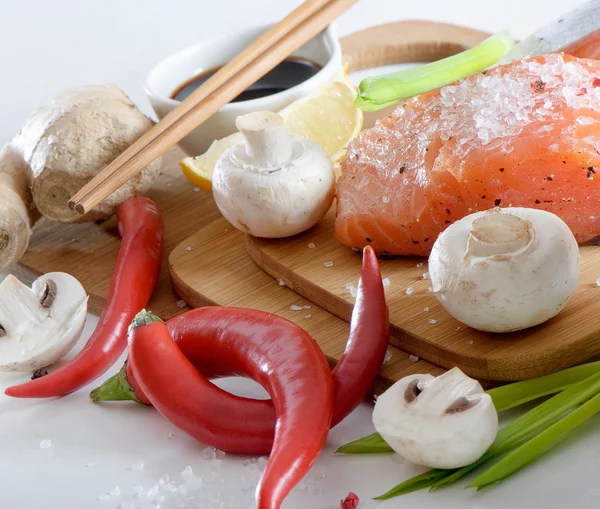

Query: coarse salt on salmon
<box><xmin>335</xmin><ymin>54</ymin><xmax>600</xmax><ymax>256</ymax></box>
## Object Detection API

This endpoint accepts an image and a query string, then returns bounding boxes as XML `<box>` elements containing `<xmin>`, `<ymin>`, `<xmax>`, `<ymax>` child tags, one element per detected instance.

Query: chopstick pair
<box><xmin>69</xmin><ymin>0</ymin><xmax>358</xmax><ymax>216</ymax></box>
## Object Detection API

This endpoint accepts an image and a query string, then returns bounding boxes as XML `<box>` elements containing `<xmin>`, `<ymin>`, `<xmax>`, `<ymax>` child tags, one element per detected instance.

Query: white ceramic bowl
<box><xmin>145</xmin><ymin>24</ymin><xmax>342</xmax><ymax>156</ymax></box>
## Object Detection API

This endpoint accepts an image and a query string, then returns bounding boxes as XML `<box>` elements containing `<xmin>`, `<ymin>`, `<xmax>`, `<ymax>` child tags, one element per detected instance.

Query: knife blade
<box><xmin>498</xmin><ymin>0</ymin><xmax>600</xmax><ymax>63</ymax></box>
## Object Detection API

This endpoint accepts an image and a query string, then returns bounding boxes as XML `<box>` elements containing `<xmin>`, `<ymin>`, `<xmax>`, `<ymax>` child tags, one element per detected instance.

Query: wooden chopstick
<box><xmin>69</xmin><ymin>0</ymin><xmax>358</xmax><ymax>215</ymax></box>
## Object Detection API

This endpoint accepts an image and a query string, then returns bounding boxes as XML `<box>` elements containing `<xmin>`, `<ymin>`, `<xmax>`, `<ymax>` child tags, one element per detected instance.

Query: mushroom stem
<box><xmin>466</xmin><ymin>210</ymin><xmax>534</xmax><ymax>259</ymax></box>
<box><xmin>235</xmin><ymin>112</ymin><xmax>293</xmax><ymax>167</ymax></box>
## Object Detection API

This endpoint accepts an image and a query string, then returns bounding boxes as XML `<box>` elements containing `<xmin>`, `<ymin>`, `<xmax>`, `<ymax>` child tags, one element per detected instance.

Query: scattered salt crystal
<box><xmin>194</xmin><ymin>187</ymin><xmax>200</xmax><ymax>192</ymax></box>
<box><xmin>176</xmin><ymin>300</ymin><xmax>186</xmax><ymax>308</ymax></box>
<box><xmin>384</xmin><ymin>349</ymin><xmax>392</xmax><ymax>364</ymax></box>
<box><xmin>215</xmin><ymin>449</ymin><xmax>226</xmax><ymax>459</ymax></box>
<box><xmin>201</xmin><ymin>447</ymin><xmax>217</xmax><ymax>461</ymax></box>
<box><xmin>290</xmin><ymin>305</ymin><xmax>303</xmax><ymax>311</ymax></box>
<box><xmin>428</xmin><ymin>319</ymin><xmax>437</xmax><ymax>325</ymax></box>
<box><xmin>423</xmin><ymin>307</ymin><xmax>429</xmax><ymax>312</ymax></box>
<box><xmin>39</xmin><ymin>439</ymin><xmax>51</xmax><ymax>449</ymax></box>
<box><xmin>409</xmin><ymin>355</ymin><xmax>419</xmax><ymax>362</ymax></box>
<box><xmin>467</xmin><ymin>340</ymin><xmax>474</xmax><ymax>345</ymax></box>
<box><xmin>422</xmin><ymin>272</ymin><xmax>430</xmax><ymax>280</ymax></box>
<box><xmin>308</xmin><ymin>242</ymin><xmax>316</xmax><ymax>249</ymax></box>
<box><xmin>128</xmin><ymin>460</ymin><xmax>144</xmax><ymax>471</ymax></box>
<box><xmin>323</xmin><ymin>261</ymin><xmax>334</xmax><ymax>267</ymax></box>
<box><xmin>181</xmin><ymin>466</ymin><xmax>194</xmax><ymax>478</ymax></box>
<box><xmin>277</xmin><ymin>279</ymin><xmax>285</xmax><ymax>286</ymax></box>
<box><xmin>405</xmin><ymin>287</ymin><xmax>414</xmax><ymax>295</ymax></box>
<box><xmin>185</xmin><ymin>246</ymin><xmax>192</xmax><ymax>252</ymax></box>
<box><xmin>456</xmin><ymin>326</ymin><xmax>462</xmax><ymax>331</ymax></box>
<box><xmin>416</xmin><ymin>262</ymin><xmax>423</xmax><ymax>268</ymax></box>
<box><xmin>350</xmin><ymin>286</ymin><xmax>357</xmax><ymax>298</ymax></box>
<box><xmin>303</xmin><ymin>305</ymin><xmax>311</xmax><ymax>309</ymax></box>
<box><xmin>382</xmin><ymin>277</ymin><xmax>390</xmax><ymax>287</ymax></box>
<box><xmin>427</xmin><ymin>286</ymin><xmax>433</xmax><ymax>292</ymax></box>
<box><xmin>305</xmin><ymin>314</ymin><xmax>312</xmax><ymax>319</ymax></box>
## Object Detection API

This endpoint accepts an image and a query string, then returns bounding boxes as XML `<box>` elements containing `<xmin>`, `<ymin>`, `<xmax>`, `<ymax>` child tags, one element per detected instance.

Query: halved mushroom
<box><xmin>372</xmin><ymin>367</ymin><xmax>498</xmax><ymax>469</ymax></box>
<box><xmin>0</xmin><ymin>272</ymin><xmax>88</xmax><ymax>371</ymax></box>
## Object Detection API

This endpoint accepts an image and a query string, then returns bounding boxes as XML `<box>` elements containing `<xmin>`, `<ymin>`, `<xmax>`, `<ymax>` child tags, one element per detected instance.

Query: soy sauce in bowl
<box><xmin>170</xmin><ymin>57</ymin><xmax>322</xmax><ymax>102</ymax></box>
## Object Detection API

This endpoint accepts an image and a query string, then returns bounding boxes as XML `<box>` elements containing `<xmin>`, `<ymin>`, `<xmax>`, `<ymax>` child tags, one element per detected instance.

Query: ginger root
<box><xmin>0</xmin><ymin>84</ymin><xmax>162</xmax><ymax>270</ymax></box>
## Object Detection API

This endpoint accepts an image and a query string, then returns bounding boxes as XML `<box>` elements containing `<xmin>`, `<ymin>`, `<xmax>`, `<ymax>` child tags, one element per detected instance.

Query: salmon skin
<box><xmin>335</xmin><ymin>54</ymin><xmax>600</xmax><ymax>256</ymax></box>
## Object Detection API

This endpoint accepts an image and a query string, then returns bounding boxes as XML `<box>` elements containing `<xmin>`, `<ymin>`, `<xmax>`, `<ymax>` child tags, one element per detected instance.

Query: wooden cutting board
<box><xmin>169</xmin><ymin>217</ymin><xmax>445</xmax><ymax>395</ymax></box>
<box><xmin>246</xmin><ymin>213</ymin><xmax>600</xmax><ymax>381</ymax></box>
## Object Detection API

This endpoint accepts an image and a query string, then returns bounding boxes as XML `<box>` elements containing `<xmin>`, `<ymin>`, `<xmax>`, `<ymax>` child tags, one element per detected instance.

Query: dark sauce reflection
<box><xmin>171</xmin><ymin>57</ymin><xmax>322</xmax><ymax>102</ymax></box>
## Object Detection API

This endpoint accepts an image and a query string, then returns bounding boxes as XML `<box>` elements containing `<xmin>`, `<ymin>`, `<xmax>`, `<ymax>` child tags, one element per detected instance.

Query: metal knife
<box><xmin>499</xmin><ymin>0</ymin><xmax>600</xmax><ymax>63</ymax></box>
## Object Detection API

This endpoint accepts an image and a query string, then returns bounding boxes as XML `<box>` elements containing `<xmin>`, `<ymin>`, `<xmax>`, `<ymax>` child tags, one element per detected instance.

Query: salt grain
<box><xmin>423</xmin><ymin>307</ymin><xmax>429</xmax><ymax>312</ymax></box>
<box><xmin>277</xmin><ymin>279</ymin><xmax>285</xmax><ymax>286</ymax></box>
<box><xmin>382</xmin><ymin>277</ymin><xmax>390</xmax><ymax>287</ymax></box>
<box><xmin>308</xmin><ymin>242</ymin><xmax>316</xmax><ymax>249</ymax></box>
<box><xmin>39</xmin><ymin>439</ymin><xmax>51</xmax><ymax>449</ymax></box>
<box><xmin>428</xmin><ymin>319</ymin><xmax>437</xmax><ymax>325</ymax></box>
<box><xmin>467</xmin><ymin>340</ymin><xmax>474</xmax><ymax>345</ymax></box>
<box><xmin>194</xmin><ymin>187</ymin><xmax>200</xmax><ymax>192</ymax></box>
<box><xmin>422</xmin><ymin>272</ymin><xmax>430</xmax><ymax>280</ymax></box>
<box><xmin>416</xmin><ymin>262</ymin><xmax>424</xmax><ymax>268</ymax></box>
<box><xmin>409</xmin><ymin>355</ymin><xmax>419</xmax><ymax>362</ymax></box>
<box><xmin>176</xmin><ymin>300</ymin><xmax>186</xmax><ymax>308</ymax></box>
<box><xmin>201</xmin><ymin>447</ymin><xmax>217</xmax><ymax>461</ymax></box>
<box><xmin>405</xmin><ymin>287</ymin><xmax>414</xmax><ymax>295</ymax></box>
<box><xmin>185</xmin><ymin>246</ymin><xmax>192</xmax><ymax>252</ymax></box>
<box><xmin>323</xmin><ymin>261</ymin><xmax>334</xmax><ymax>268</ymax></box>
<box><xmin>427</xmin><ymin>286</ymin><xmax>433</xmax><ymax>292</ymax></box>
<box><xmin>384</xmin><ymin>349</ymin><xmax>392</xmax><ymax>364</ymax></box>
<box><xmin>303</xmin><ymin>305</ymin><xmax>311</xmax><ymax>309</ymax></box>
<box><xmin>290</xmin><ymin>305</ymin><xmax>303</xmax><ymax>311</ymax></box>
<box><xmin>305</xmin><ymin>314</ymin><xmax>312</xmax><ymax>319</ymax></box>
<box><xmin>128</xmin><ymin>460</ymin><xmax>144</xmax><ymax>471</ymax></box>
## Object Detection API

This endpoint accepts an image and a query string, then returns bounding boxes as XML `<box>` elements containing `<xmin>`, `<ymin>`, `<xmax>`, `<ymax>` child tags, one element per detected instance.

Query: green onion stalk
<box><xmin>355</xmin><ymin>31</ymin><xmax>515</xmax><ymax>112</ymax></box>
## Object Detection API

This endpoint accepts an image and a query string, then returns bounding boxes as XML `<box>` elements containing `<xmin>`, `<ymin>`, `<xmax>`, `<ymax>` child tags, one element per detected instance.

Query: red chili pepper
<box><xmin>341</xmin><ymin>492</ymin><xmax>360</xmax><ymax>509</ymax></box>
<box><xmin>127</xmin><ymin>308</ymin><xmax>334</xmax><ymax>509</ymax></box>
<box><xmin>5</xmin><ymin>197</ymin><xmax>163</xmax><ymax>398</ymax></box>
<box><xmin>92</xmin><ymin>246</ymin><xmax>389</xmax><ymax>435</ymax></box>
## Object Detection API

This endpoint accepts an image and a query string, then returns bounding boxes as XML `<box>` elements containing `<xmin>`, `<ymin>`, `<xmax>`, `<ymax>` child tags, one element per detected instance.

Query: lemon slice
<box><xmin>180</xmin><ymin>68</ymin><xmax>362</xmax><ymax>192</ymax></box>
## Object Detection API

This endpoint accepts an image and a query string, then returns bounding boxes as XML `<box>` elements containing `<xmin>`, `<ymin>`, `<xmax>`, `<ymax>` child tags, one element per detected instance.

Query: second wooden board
<box><xmin>246</xmin><ymin>211</ymin><xmax>600</xmax><ymax>381</ymax></box>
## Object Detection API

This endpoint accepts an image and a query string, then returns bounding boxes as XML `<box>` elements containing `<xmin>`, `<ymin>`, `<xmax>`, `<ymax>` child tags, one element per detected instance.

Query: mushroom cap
<box><xmin>429</xmin><ymin>207</ymin><xmax>580</xmax><ymax>332</ymax></box>
<box><xmin>373</xmin><ymin>368</ymin><xmax>498</xmax><ymax>469</ymax></box>
<box><xmin>0</xmin><ymin>272</ymin><xmax>87</xmax><ymax>371</ymax></box>
<box><xmin>212</xmin><ymin>135</ymin><xmax>335</xmax><ymax>238</ymax></box>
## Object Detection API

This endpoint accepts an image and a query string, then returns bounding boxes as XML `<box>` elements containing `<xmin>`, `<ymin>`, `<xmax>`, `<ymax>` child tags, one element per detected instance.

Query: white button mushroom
<box><xmin>212</xmin><ymin>111</ymin><xmax>335</xmax><ymax>238</ymax></box>
<box><xmin>373</xmin><ymin>367</ymin><xmax>498</xmax><ymax>469</ymax></box>
<box><xmin>428</xmin><ymin>207</ymin><xmax>580</xmax><ymax>333</ymax></box>
<box><xmin>0</xmin><ymin>272</ymin><xmax>88</xmax><ymax>371</ymax></box>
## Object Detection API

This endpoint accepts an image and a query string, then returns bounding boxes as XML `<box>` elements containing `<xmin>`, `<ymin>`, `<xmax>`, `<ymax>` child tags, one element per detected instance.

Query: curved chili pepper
<box><xmin>91</xmin><ymin>246</ymin><xmax>389</xmax><ymax>439</ymax></box>
<box><xmin>5</xmin><ymin>197</ymin><xmax>163</xmax><ymax>398</ymax></box>
<box><xmin>127</xmin><ymin>308</ymin><xmax>334</xmax><ymax>509</ymax></box>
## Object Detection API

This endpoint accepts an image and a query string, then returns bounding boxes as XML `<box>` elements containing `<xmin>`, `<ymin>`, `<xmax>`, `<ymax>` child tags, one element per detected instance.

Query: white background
<box><xmin>1</xmin><ymin>1</ymin><xmax>599</xmax><ymax>508</ymax></box>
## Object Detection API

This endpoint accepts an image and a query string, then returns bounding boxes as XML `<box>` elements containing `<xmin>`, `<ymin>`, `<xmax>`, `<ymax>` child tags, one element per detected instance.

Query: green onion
<box><xmin>376</xmin><ymin>370</ymin><xmax>600</xmax><ymax>499</ymax></box>
<box><xmin>336</xmin><ymin>361</ymin><xmax>600</xmax><ymax>456</ymax></box>
<box><xmin>355</xmin><ymin>31</ymin><xmax>514</xmax><ymax>112</ymax></box>
<box><xmin>469</xmin><ymin>391</ymin><xmax>600</xmax><ymax>489</ymax></box>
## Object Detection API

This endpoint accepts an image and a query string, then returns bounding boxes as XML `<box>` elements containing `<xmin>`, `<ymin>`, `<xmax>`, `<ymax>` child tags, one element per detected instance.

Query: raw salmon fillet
<box><xmin>335</xmin><ymin>54</ymin><xmax>600</xmax><ymax>256</ymax></box>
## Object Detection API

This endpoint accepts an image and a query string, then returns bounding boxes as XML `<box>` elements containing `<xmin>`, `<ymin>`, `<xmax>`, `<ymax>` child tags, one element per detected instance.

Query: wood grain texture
<box><xmin>246</xmin><ymin>210</ymin><xmax>600</xmax><ymax>381</ymax></box>
<box><xmin>169</xmin><ymin>217</ymin><xmax>444</xmax><ymax>395</ymax></box>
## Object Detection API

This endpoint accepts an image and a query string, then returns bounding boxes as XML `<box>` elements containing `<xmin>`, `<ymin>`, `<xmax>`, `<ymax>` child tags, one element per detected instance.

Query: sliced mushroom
<box><xmin>372</xmin><ymin>367</ymin><xmax>498</xmax><ymax>469</ymax></box>
<box><xmin>0</xmin><ymin>272</ymin><xmax>88</xmax><ymax>371</ymax></box>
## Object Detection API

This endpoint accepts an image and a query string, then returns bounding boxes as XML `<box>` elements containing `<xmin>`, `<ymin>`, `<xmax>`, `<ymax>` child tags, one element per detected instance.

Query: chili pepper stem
<box><xmin>90</xmin><ymin>363</ymin><xmax>141</xmax><ymax>404</ymax></box>
<box><xmin>129</xmin><ymin>309</ymin><xmax>164</xmax><ymax>333</ymax></box>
